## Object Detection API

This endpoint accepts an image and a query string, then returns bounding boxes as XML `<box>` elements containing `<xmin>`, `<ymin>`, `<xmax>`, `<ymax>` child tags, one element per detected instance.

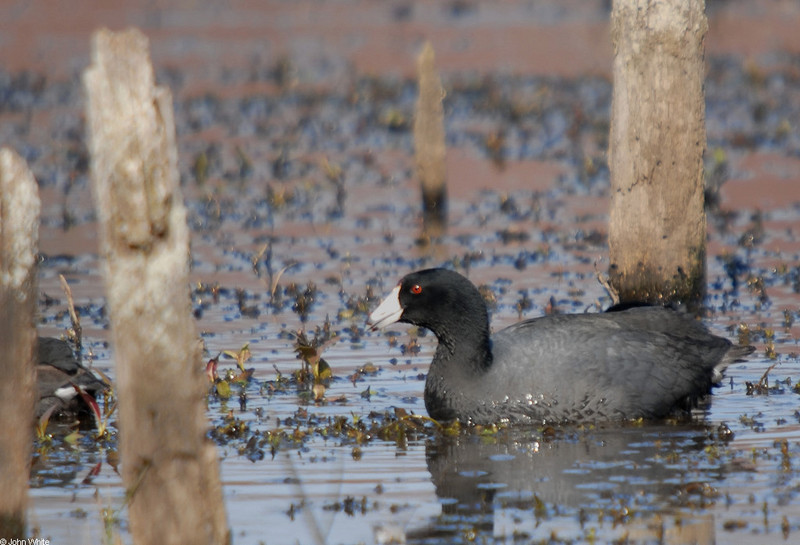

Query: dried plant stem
<box><xmin>59</xmin><ymin>273</ymin><xmax>83</xmax><ymax>356</ymax></box>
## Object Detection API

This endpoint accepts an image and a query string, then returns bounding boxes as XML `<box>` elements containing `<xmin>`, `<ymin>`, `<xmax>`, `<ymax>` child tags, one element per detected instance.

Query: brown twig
<box><xmin>59</xmin><ymin>273</ymin><xmax>82</xmax><ymax>357</ymax></box>
<box><xmin>594</xmin><ymin>260</ymin><xmax>620</xmax><ymax>305</ymax></box>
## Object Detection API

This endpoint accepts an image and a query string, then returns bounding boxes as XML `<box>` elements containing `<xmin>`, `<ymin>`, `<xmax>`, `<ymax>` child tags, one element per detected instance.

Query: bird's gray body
<box><xmin>426</xmin><ymin>307</ymin><xmax>750</xmax><ymax>425</ymax></box>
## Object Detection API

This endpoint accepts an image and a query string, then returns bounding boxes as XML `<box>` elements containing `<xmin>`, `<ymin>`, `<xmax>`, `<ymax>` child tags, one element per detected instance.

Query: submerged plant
<box><xmin>293</xmin><ymin>322</ymin><xmax>338</xmax><ymax>402</ymax></box>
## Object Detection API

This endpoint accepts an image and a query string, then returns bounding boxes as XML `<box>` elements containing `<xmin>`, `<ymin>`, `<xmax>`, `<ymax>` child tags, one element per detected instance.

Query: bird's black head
<box><xmin>368</xmin><ymin>268</ymin><xmax>489</xmax><ymax>343</ymax></box>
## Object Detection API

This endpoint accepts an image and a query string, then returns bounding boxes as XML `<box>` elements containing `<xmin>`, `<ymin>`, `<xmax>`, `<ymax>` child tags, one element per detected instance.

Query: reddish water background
<box><xmin>3</xmin><ymin>0</ymin><xmax>800</xmax><ymax>78</ymax></box>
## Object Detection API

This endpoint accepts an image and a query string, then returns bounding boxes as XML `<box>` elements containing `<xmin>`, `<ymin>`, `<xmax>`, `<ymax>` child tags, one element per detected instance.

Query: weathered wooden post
<box><xmin>608</xmin><ymin>0</ymin><xmax>708</xmax><ymax>305</ymax></box>
<box><xmin>84</xmin><ymin>28</ymin><xmax>229</xmax><ymax>545</ymax></box>
<box><xmin>0</xmin><ymin>148</ymin><xmax>39</xmax><ymax>538</ymax></box>
<box><xmin>414</xmin><ymin>41</ymin><xmax>448</xmax><ymax>239</ymax></box>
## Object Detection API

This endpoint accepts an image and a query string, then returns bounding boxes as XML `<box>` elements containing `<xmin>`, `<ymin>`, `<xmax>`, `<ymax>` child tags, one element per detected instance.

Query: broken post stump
<box><xmin>0</xmin><ymin>148</ymin><xmax>40</xmax><ymax>538</ymax></box>
<box><xmin>414</xmin><ymin>41</ymin><xmax>448</xmax><ymax>239</ymax></box>
<box><xmin>83</xmin><ymin>28</ymin><xmax>229</xmax><ymax>545</ymax></box>
<box><xmin>608</xmin><ymin>0</ymin><xmax>708</xmax><ymax>306</ymax></box>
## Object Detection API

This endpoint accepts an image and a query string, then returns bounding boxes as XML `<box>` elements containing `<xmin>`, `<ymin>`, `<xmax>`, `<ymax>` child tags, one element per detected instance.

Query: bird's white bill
<box><xmin>54</xmin><ymin>385</ymin><xmax>78</xmax><ymax>401</ymax></box>
<box><xmin>367</xmin><ymin>285</ymin><xmax>403</xmax><ymax>330</ymax></box>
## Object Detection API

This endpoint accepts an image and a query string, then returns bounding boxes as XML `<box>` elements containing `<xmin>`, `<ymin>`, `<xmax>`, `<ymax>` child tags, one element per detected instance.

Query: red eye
<box><xmin>410</xmin><ymin>284</ymin><xmax>423</xmax><ymax>295</ymax></box>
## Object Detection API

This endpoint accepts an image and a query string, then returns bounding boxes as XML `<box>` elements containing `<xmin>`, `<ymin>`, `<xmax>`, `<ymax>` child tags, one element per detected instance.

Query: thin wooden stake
<box><xmin>414</xmin><ymin>41</ymin><xmax>448</xmax><ymax>238</ymax></box>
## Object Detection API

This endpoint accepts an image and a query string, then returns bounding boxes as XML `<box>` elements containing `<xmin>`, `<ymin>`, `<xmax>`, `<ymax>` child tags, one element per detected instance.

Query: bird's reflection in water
<box><xmin>409</xmin><ymin>423</ymin><xmax>721</xmax><ymax>543</ymax></box>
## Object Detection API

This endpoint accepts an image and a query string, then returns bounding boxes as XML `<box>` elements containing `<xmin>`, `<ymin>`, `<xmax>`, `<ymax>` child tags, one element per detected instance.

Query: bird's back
<box><xmin>483</xmin><ymin>306</ymin><xmax>748</xmax><ymax>423</ymax></box>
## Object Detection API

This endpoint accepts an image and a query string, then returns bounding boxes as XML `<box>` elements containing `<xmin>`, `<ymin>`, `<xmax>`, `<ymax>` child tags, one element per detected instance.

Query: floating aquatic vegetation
<box><xmin>206</xmin><ymin>344</ymin><xmax>255</xmax><ymax>401</ymax></box>
<box><xmin>291</xmin><ymin>320</ymin><xmax>339</xmax><ymax>402</ymax></box>
<box><xmin>745</xmin><ymin>362</ymin><xmax>784</xmax><ymax>395</ymax></box>
<box><xmin>235</xmin><ymin>288</ymin><xmax>260</xmax><ymax>318</ymax></box>
<box><xmin>285</xmin><ymin>281</ymin><xmax>318</xmax><ymax>322</ymax></box>
<box><xmin>348</xmin><ymin>363</ymin><xmax>378</xmax><ymax>386</ymax></box>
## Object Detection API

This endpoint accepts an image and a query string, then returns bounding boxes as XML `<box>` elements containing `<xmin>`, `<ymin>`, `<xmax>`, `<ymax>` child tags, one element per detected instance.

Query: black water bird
<box><xmin>368</xmin><ymin>268</ymin><xmax>753</xmax><ymax>426</ymax></box>
<box><xmin>36</xmin><ymin>337</ymin><xmax>108</xmax><ymax>423</ymax></box>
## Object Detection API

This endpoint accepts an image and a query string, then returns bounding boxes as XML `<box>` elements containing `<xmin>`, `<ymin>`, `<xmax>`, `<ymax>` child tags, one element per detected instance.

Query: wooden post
<box><xmin>414</xmin><ymin>41</ymin><xmax>448</xmax><ymax>238</ymax></box>
<box><xmin>608</xmin><ymin>0</ymin><xmax>708</xmax><ymax>305</ymax></box>
<box><xmin>84</xmin><ymin>28</ymin><xmax>229</xmax><ymax>545</ymax></box>
<box><xmin>0</xmin><ymin>148</ymin><xmax>39</xmax><ymax>537</ymax></box>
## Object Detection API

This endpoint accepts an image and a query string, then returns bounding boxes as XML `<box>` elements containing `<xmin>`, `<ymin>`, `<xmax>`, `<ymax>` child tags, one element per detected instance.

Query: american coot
<box><xmin>367</xmin><ymin>268</ymin><xmax>754</xmax><ymax>426</ymax></box>
<box><xmin>36</xmin><ymin>337</ymin><xmax>108</xmax><ymax>423</ymax></box>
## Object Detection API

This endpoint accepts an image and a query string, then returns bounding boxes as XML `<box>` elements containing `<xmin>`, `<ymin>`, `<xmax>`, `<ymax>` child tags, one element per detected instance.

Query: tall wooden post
<box><xmin>608</xmin><ymin>0</ymin><xmax>708</xmax><ymax>305</ymax></box>
<box><xmin>0</xmin><ymin>148</ymin><xmax>39</xmax><ymax>538</ymax></box>
<box><xmin>84</xmin><ymin>28</ymin><xmax>229</xmax><ymax>545</ymax></box>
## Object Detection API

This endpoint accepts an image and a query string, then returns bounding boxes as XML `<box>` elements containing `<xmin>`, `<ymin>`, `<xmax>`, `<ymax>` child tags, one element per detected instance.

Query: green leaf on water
<box><xmin>314</xmin><ymin>358</ymin><xmax>332</xmax><ymax>383</ymax></box>
<box><xmin>216</xmin><ymin>379</ymin><xmax>232</xmax><ymax>399</ymax></box>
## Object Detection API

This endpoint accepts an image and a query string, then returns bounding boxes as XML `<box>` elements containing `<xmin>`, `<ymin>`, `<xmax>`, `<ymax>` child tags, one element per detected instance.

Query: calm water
<box><xmin>6</xmin><ymin>1</ymin><xmax>800</xmax><ymax>543</ymax></box>
<box><xmin>30</xmin><ymin>169</ymin><xmax>800</xmax><ymax>544</ymax></box>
